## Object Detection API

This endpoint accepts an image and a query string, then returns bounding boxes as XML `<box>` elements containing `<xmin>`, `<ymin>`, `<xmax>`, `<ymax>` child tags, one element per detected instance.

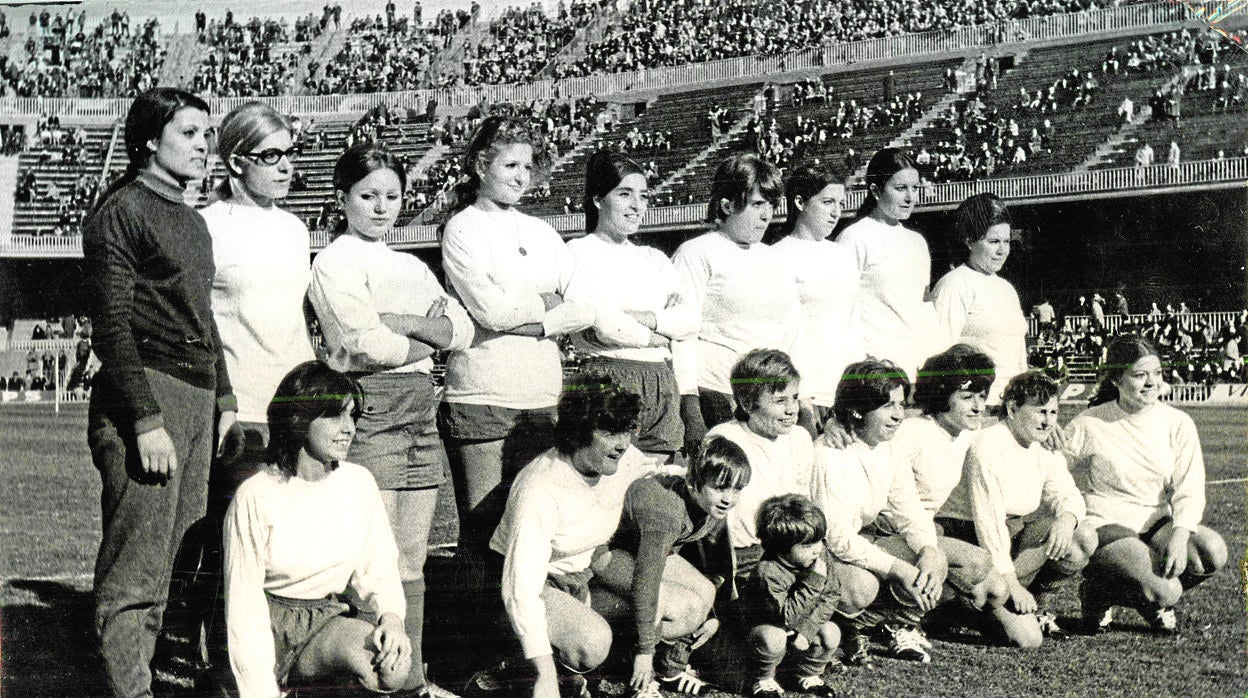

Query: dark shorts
<box><xmin>936</xmin><ymin>515</ymin><xmax>1034</xmax><ymax>553</ymax></box>
<box><xmin>581</xmin><ymin>356</ymin><xmax>682</xmax><ymax>453</ymax></box>
<box><xmin>438</xmin><ymin>401</ymin><xmax>558</xmax><ymax>445</ymax></box>
<box><xmin>1095</xmin><ymin>517</ymin><xmax>1172</xmax><ymax>549</ymax></box>
<box><xmin>267</xmin><ymin>593</ymin><xmax>352</xmax><ymax>685</ymax></box>
<box><xmin>350</xmin><ymin>371</ymin><xmax>446</xmax><ymax>490</ymax></box>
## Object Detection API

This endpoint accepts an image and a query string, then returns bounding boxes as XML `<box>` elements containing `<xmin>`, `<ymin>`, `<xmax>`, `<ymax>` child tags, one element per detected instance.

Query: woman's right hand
<box><xmin>629</xmin><ymin>653</ymin><xmax>655</xmax><ymax>691</ymax></box>
<box><xmin>817</xmin><ymin>418</ymin><xmax>853</xmax><ymax>449</ymax></box>
<box><xmin>426</xmin><ymin>296</ymin><xmax>448</xmax><ymax>318</ymax></box>
<box><xmin>136</xmin><ymin>427</ymin><xmax>178</xmax><ymax>480</ymax></box>
<box><xmin>1008</xmin><ymin>578</ymin><xmax>1038</xmax><ymax>614</ymax></box>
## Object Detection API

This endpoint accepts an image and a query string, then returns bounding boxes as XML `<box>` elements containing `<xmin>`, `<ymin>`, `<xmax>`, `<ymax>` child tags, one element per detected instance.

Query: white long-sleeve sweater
<box><xmin>441</xmin><ymin>205</ymin><xmax>594</xmax><ymax>409</ymax></box>
<box><xmin>931</xmin><ymin>264</ymin><xmax>1029</xmax><ymax>405</ymax></box>
<box><xmin>770</xmin><ymin>236</ymin><xmax>864</xmax><ymax>407</ymax></box>
<box><xmin>939</xmin><ymin>423</ymin><xmax>1086</xmax><ymax>578</ymax></box>
<box><xmin>707</xmin><ymin>420</ymin><xmax>814</xmax><ymax>549</ymax></box>
<box><xmin>203</xmin><ymin>201</ymin><xmax>315</xmax><ymax>422</ymax></box>
<box><xmin>309</xmin><ymin>234</ymin><xmax>473</xmax><ymax>374</ymax></box>
<box><xmin>835</xmin><ymin>216</ymin><xmax>941</xmax><ymax>381</ymax></box>
<box><xmin>670</xmin><ymin>231</ymin><xmax>806</xmax><ymax>396</ymax></box>
<box><xmin>1065</xmin><ymin>400</ymin><xmax>1205</xmax><ymax>533</ymax></box>
<box><xmin>810</xmin><ymin>440</ymin><xmax>939</xmax><ymax>576</ymax></box>
<box><xmin>565</xmin><ymin>233</ymin><xmax>699</xmax><ymax>391</ymax></box>
<box><xmin>489</xmin><ymin>446</ymin><xmax>655</xmax><ymax>659</ymax></box>
<box><xmin>885</xmin><ymin>415</ymin><xmax>973</xmax><ymax>515</ymax></box>
<box><xmin>224</xmin><ymin>463</ymin><xmax>403</xmax><ymax>698</ymax></box>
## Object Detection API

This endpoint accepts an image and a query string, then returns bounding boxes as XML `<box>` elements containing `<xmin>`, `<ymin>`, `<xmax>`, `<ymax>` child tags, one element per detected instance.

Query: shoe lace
<box><xmin>1153</xmin><ymin>607</ymin><xmax>1177</xmax><ymax>629</ymax></box>
<box><xmin>659</xmin><ymin>667</ymin><xmax>708</xmax><ymax>695</ymax></box>
<box><xmin>889</xmin><ymin>626</ymin><xmax>931</xmax><ymax>659</ymax></box>
<box><xmin>752</xmin><ymin>678</ymin><xmax>784</xmax><ymax>695</ymax></box>
<box><xmin>797</xmin><ymin>675</ymin><xmax>827</xmax><ymax>691</ymax></box>
<box><xmin>633</xmin><ymin>681</ymin><xmax>663</xmax><ymax>698</ymax></box>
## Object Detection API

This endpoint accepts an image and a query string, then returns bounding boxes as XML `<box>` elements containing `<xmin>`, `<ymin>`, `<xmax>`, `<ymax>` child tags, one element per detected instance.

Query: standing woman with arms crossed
<box><xmin>932</xmin><ymin>193</ymin><xmax>1028</xmax><ymax>406</ymax></box>
<box><xmin>1066</xmin><ymin>335</ymin><xmax>1227</xmax><ymax>634</ymax></box>
<box><xmin>202</xmin><ymin>101</ymin><xmax>315</xmax><ymax>511</ymax></box>
<box><xmin>835</xmin><ymin>148</ymin><xmax>942</xmax><ymax>381</ymax></box>
<box><xmin>439</xmin><ymin>115</ymin><xmax>594</xmax><ymax>541</ymax></box>
<box><xmin>767</xmin><ymin>162</ymin><xmax>863</xmax><ymax>419</ymax></box>
<box><xmin>566</xmin><ymin>150</ymin><xmax>699</xmax><ymax>460</ymax></box>
<box><xmin>83</xmin><ymin>87</ymin><xmax>238</xmax><ymax>698</ymax></box>
<box><xmin>309</xmin><ymin>144</ymin><xmax>473</xmax><ymax>698</ymax></box>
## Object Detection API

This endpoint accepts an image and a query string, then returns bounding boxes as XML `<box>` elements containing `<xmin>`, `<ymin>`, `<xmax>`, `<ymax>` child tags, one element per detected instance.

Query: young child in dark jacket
<box><xmin>741</xmin><ymin>494</ymin><xmax>842</xmax><ymax>697</ymax></box>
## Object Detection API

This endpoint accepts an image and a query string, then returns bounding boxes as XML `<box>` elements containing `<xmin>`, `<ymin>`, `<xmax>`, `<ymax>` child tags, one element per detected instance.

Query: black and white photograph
<box><xmin>0</xmin><ymin>0</ymin><xmax>1244</xmax><ymax>696</ymax></box>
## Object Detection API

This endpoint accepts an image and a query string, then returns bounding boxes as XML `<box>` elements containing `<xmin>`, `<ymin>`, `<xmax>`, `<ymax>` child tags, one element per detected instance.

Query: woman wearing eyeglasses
<box><xmin>202</xmin><ymin>102</ymin><xmax>316</xmax><ymax>507</ymax></box>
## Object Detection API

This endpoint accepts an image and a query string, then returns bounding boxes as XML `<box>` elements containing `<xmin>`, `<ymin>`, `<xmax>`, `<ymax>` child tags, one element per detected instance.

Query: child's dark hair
<box><xmin>331</xmin><ymin>144</ymin><xmax>406</xmax><ymax>237</ymax></box>
<box><xmin>267</xmin><ymin>361</ymin><xmax>363</xmax><ymax>478</ymax></box>
<box><xmin>833</xmin><ymin>359</ymin><xmax>910</xmax><ymax>435</ymax></box>
<box><xmin>1001</xmin><ymin>371</ymin><xmax>1060</xmax><ymax>410</ymax></box>
<box><xmin>706</xmin><ymin>151</ymin><xmax>782</xmax><ymax>224</ymax></box>
<box><xmin>94</xmin><ymin>87</ymin><xmax>210</xmax><ymax>212</ymax></box>
<box><xmin>913</xmin><ymin>344</ymin><xmax>995</xmax><ymax>415</ymax></box>
<box><xmin>687</xmin><ymin>435</ymin><xmax>751</xmax><ymax>491</ymax></box>
<box><xmin>730</xmin><ymin>348</ymin><xmax>800</xmax><ymax>422</ymax></box>
<box><xmin>756</xmin><ymin>494</ymin><xmax>827</xmax><ymax>558</ymax></box>
<box><xmin>583</xmin><ymin>149</ymin><xmax>647</xmax><ymax>232</ymax></box>
<box><xmin>554</xmin><ymin>373</ymin><xmax>641</xmax><ymax>455</ymax></box>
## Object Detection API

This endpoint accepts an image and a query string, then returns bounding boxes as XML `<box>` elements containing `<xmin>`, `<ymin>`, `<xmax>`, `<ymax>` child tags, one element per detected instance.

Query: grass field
<box><xmin>1</xmin><ymin>402</ymin><xmax>1244</xmax><ymax>697</ymax></box>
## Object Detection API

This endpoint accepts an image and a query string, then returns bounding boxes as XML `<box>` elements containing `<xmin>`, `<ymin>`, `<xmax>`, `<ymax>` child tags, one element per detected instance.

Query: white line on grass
<box><xmin>0</xmin><ymin>572</ymin><xmax>94</xmax><ymax>585</ymax></box>
<box><xmin>1208</xmin><ymin>477</ymin><xmax>1248</xmax><ymax>485</ymax></box>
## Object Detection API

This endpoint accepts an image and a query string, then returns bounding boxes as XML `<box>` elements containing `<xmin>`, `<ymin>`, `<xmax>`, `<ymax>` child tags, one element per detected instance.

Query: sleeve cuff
<box><xmin>135</xmin><ymin>413</ymin><xmax>165</xmax><ymax>435</ymax></box>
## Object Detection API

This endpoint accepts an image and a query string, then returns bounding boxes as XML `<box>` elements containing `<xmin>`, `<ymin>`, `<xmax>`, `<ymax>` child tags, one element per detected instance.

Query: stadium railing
<box><xmin>1026</xmin><ymin>311</ymin><xmax>1243</xmax><ymax>337</ymax></box>
<box><xmin>0</xmin><ymin>1</ymin><xmax>1220</xmax><ymax>118</ymax></box>
<box><xmin>5</xmin><ymin>156</ymin><xmax>1246</xmax><ymax>256</ymax></box>
<box><xmin>1164</xmin><ymin>383</ymin><xmax>1215</xmax><ymax>403</ymax></box>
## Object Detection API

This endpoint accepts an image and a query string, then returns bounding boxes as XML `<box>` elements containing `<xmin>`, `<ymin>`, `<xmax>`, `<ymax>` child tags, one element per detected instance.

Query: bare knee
<box><xmin>748</xmin><ymin>624</ymin><xmax>788</xmax><ymax>658</ymax></box>
<box><xmin>664</xmin><ymin>589</ymin><xmax>711</xmax><ymax>637</ymax></box>
<box><xmin>978</xmin><ymin>571</ymin><xmax>1010</xmax><ymax>610</ymax></box>
<box><xmin>838</xmin><ymin>568</ymin><xmax>880</xmax><ymax>614</ymax></box>
<box><xmin>561</xmin><ymin>620</ymin><xmax>612</xmax><ymax>672</ymax></box>
<box><xmin>993</xmin><ymin>608</ymin><xmax>1043</xmax><ymax>649</ymax></box>
<box><xmin>1145</xmin><ymin>576</ymin><xmax>1184</xmax><ymax>608</ymax></box>
<box><xmin>1192</xmin><ymin>528</ymin><xmax>1228</xmax><ymax>574</ymax></box>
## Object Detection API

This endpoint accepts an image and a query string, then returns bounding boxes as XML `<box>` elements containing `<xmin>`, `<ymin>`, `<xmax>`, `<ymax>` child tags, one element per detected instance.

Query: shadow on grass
<box><xmin>1</xmin><ymin>579</ymin><xmax>108</xmax><ymax>697</ymax></box>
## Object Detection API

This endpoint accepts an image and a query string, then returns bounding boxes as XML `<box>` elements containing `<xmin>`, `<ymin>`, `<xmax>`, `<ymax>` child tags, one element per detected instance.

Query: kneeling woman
<box><xmin>937</xmin><ymin>372</ymin><xmax>1097</xmax><ymax>644</ymax></box>
<box><xmin>490</xmin><ymin>376</ymin><xmax>657</xmax><ymax>698</ymax></box>
<box><xmin>593</xmin><ymin>435</ymin><xmax>751</xmax><ymax>696</ymax></box>
<box><xmin>1066</xmin><ymin>335</ymin><xmax>1227</xmax><ymax>634</ymax></box>
<box><xmin>224</xmin><ymin>362</ymin><xmax>411</xmax><ymax>697</ymax></box>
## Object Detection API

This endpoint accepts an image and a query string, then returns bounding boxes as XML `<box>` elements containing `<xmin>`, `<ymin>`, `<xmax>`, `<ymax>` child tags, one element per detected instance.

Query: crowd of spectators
<box><xmin>1</xmin><ymin>10</ymin><xmax>163</xmax><ymax>98</ymax></box>
<box><xmin>553</xmin><ymin>0</ymin><xmax>1115</xmax><ymax>80</ymax></box>
<box><xmin>460</xmin><ymin>1</ymin><xmax>595</xmax><ymax>86</ymax></box>
<box><xmin>192</xmin><ymin>15</ymin><xmax>302</xmax><ymax>97</ymax></box>
<box><xmin>4</xmin><ymin>315</ymin><xmax>95</xmax><ymax>396</ymax></box>
<box><xmin>305</xmin><ymin>14</ymin><xmax>445</xmax><ymax>95</ymax></box>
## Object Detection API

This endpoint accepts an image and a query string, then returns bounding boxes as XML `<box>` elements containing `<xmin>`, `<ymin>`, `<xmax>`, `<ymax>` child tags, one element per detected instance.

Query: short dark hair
<box><xmin>913</xmin><ymin>345</ymin><xmax>995</xmax><ymax>415</ymax></box>
<box><xmin>706</xmin><ymin>152</ymin><xmax>782</xmax><ymax>223</ymax></box>
<box><xmin>1001</xmin><ymin>371</ymin><xmax>1060</xmax><ymax>410</ymax></box>
<box><xmin>267</xmin><ymin>361</ymin><xmax>363</xmax><ymax>478</ymax></box>
<box><xmin>833</xmin><ymin>359</ymin><xmax>910</xmax><ymax>435</ymax></box>
<box><xmin>554</xmin><ymin>373</ymin><xmax>641</xmax><ymax>455</ymax></box>
<box><xmin>952</xmin><ymin>192</ymin><xmax>1013</xmax><ymax>250</ymax></box>
<box><xmin>687</xmin><ymin>435</ymin><xmax>751</xmax><ymax>491</ymax></box>
<box><xmin>730</xmin><ymin>349</ymin><xmax>801</xmax><ymax>422</ymax></box>
<box><xmin>756</xmin><ymin>494</ymin><xmax>826</xmax><ymax>557</ymax></box>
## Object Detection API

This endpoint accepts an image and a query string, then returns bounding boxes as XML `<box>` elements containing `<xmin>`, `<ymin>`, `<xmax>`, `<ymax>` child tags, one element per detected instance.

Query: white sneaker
<box><xmin>886</xmin><ymin>625</ymin><xmax>932</xmax><ymax>664</ymax></box>
<box><xmin>1035</xmin><ymin>611</ymin><xmax>1067</xmax><ymax>638</ymax></box>
<box><xmin>1149</xmin><ymin>607</ymin><xmax>1178</xmax><ymax>635</ymax></box>
<box><xmin>632</xmin><ymin>681</ymin><xmax>663</xmax><ymax>698</ymax></box>
<box><xmin>657</xmin><ymin>666</ymin><xmax>710</xmax><ymax>695</ymax></box>
<box><xmin>796</xmin><ymin>674</ymin><xmax>838</xmax><ymax>697</ymax></box>
<box><xmin>750</xmin><ymin>677</ymin><xmax>784</xmax><ymax>698</ymax></box>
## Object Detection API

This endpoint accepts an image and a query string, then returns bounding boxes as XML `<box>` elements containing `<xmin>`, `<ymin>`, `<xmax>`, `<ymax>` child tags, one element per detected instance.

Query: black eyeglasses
<box><xmin>238</xmin><ymin>146</ymin><xmax>299</xmax><ymax>166</ymax></box>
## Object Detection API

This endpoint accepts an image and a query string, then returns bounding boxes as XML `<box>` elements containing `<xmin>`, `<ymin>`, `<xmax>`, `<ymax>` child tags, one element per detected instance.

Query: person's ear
<box><xmin>334</xmin><ymin>189</ymin><xmax>346</xmax><ymax>209</ymax></box>
<box><xmin>719</xmin><ymin>197</ymin><xmax>734</xmax><ymax>218</ymax></box>
<box><xmin>792</xmin><ymin>195</ymin><xmax>805</xmax><ymax>213</ymax></box>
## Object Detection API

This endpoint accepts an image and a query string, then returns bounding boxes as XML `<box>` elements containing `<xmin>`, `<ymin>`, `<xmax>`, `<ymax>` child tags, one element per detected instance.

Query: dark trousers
<box><xmin>89</xmin><ymin>368</ymin><xmax>214</xmax><ymax>698</ymax></box>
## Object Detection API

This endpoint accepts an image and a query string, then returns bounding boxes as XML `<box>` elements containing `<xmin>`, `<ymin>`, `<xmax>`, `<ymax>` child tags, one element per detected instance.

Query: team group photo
<box><xmin>0</xmin><ymin>0</ymin><xmax>1244</xmax><ymax>696</ymax></box>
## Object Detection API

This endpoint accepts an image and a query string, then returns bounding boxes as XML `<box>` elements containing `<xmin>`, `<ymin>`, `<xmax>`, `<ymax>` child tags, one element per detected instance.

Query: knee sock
<box><xmin>656</xmin><ymin>636</ymin><xmax>694</xmax><ymax>678</ymax></box>
<box><xmin>404</xmin><ymin>579</ymin><xmax>427</xmax><ymax>690</ymax></box>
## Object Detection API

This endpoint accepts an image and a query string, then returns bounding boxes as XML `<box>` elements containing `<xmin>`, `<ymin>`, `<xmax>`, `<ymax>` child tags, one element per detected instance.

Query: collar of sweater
<box><xmin>137</xmin><ymin>170</ymin><xmax>188</xmax><ymax>204</ymax></box>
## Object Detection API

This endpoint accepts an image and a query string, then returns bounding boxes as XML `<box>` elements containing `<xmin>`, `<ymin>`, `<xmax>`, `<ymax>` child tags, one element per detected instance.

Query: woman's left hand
<box><xmin>913</xmin><ymin>545</ymin><xmax>948</xmax><ymax>606</ymax></box>
<box><xmin>216</xmin><ymin>410</ymin><xmax>242</xmax><ymax>460</ymax></box>
<box><xmin>372</xmin><ymin>613</ymin><xmax>411</xmax><ymax>672</ymax></box>
<box><xmin>1161</xmin><ymin>527</ymin><xmax>1191</xmax><ymax>579</ymax></box>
